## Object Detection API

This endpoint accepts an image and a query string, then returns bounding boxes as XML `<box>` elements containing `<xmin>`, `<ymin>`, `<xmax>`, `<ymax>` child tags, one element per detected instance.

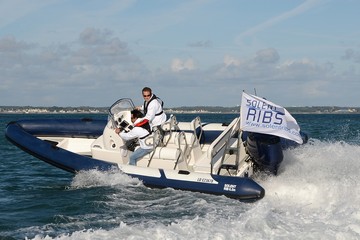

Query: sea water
<box><xmin>0</xmin><ymin>114</ymin><xmax>359</xmax><ymax>240</ymax></box>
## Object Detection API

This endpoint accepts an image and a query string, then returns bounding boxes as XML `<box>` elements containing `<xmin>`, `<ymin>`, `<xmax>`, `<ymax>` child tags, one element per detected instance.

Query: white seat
<box><xmin>143</xmin><ymin>147</ymin><xmax>180</xmax><ymax>160</ymax></box>
<box><xmin>141</xmin><ymin>130</ymin><xmax>188</xmax><ymax>170</ymax></box>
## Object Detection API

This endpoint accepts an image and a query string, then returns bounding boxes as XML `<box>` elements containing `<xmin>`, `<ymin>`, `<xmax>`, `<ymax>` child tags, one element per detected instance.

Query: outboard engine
<box><xmin>243</xmin><ymin>132</ymin><xmax>283</xmax><ymax>175</ymax></box>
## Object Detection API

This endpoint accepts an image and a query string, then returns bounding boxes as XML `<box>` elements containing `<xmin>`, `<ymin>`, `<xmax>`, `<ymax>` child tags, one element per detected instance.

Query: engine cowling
<box><xmin>243</xmin><ymin>132</ymin><xmax>284</xmax><ymax>175</ymax></box>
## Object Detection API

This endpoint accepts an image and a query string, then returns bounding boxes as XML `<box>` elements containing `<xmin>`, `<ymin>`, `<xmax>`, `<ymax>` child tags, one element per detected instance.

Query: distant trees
<box><xmin>0</xmin><ymin>106</ymin><xmax>359</xmax><ymax>114</ymax></box>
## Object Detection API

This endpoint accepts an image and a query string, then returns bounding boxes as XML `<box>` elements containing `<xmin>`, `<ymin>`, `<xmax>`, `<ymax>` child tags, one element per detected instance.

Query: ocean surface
<box><xmin>1</xmin><ymin>113</ymin><xmax>360</xmax><ymax>240</ymax></box>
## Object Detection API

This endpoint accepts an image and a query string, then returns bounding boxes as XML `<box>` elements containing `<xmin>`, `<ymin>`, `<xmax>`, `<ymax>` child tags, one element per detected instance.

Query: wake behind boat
<box><xmin>4</xmin><ymin>93</ymin><xmax>308</xmax><ymax>201</ymax></box>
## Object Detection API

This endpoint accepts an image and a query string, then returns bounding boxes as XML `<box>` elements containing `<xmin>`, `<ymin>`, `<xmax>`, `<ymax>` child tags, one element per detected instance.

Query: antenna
<box><xmin>254</xmin><ymin>88</ymin><xmax>257</xmax><ymax>96</ymax></box>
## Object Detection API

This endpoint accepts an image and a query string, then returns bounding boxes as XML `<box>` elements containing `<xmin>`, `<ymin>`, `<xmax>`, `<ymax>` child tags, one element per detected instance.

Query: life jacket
<box><xmin>134</xmin><ymin>119</ymin><xmax>152</xmax><ymax>139</ymax></box>
<box><xmin>143</xmin><ymin>94</ymin><xmax>164</xmax><ymax>116</ymax></box>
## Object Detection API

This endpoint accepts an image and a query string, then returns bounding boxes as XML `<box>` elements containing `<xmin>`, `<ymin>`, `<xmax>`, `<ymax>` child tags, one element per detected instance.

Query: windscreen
<box><xmin>109</xmin><ymin>98</ymin><xmax>135</xmax><ymax>116</ymax></box>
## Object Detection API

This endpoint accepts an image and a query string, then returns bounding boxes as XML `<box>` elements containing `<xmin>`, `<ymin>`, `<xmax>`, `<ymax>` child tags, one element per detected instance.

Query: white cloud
<box><xmin>0</xmin><ymin>36</ymin><xmax>33</xmax><ymax>52</ymax></box>
<box><xmin>79</xmin><ymin>28</ymin><xmax>113</xmax><ymax>45</ymax></box>
<box><xmin>254</xmin><ymin>48</ymin><xmax>280</xmax><ymax>64</ymax></box>
<box><xmin>223</xmin><ymin>55</ymin><xmax>242</xmax><ymax>67</ymax></box>
<box><xmin>0</xmin><ymin>23</ymin><xmax>359</xmax><ymax>107</ymax></box>
<box><xmin>342</xmin><ymin>48</ymin><xmax>360</xmax><ymax>63</ymax></box>
<box><xmin>171</xmin><ymin>58</ymin><xmax>196</xmax><ymax>72</ymax></box>
<box><xmin>0</xmin><ymin>28</ymin><xmax>150</xmax><ymax>106</ymax></box>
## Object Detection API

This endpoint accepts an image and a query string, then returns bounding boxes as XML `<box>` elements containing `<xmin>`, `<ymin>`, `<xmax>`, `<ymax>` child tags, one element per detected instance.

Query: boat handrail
<box><xmin>207</xmin><ymin>117</ymin><xmax>240</xmax><ymax>174</ymax></box>
<box><xmin>161</xmin><ymin>114</ymin><xmax>179</xmax><ymax>146</ymax></box>
<box><xmin>146</xmin><ymin>130</ymin><xmax>162</xmax><ymax>167</ymax></box>
<box><xmin>216</xmin><ymin>117</ymin><xmax>241</xmax><ymax>174</ymax></box>
<box><xmin>185</xmin><ymin>116</ymin><xmax>203</xmax><ymax>159</ymax></box>
<box><xmin>191</xmin><ymin>116</ymin><xmax>203</xmax><ymax>145</ymax></box>
<box><xmin>173</xmin><ymin>131</ymin><xmax>189</xmax><ymax>171</ymax></box>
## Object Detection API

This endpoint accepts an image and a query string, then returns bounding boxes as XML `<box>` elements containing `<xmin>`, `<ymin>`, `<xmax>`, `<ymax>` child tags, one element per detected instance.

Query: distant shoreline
<box><xmin>1</xmin><ymin>110</ymin><xmax>360</xmax><ymax>115</ymax></box>
<box><xmin>1</xmin><ymin>106</ymin><xmax>360</xmax><ymax>115</ymax></box>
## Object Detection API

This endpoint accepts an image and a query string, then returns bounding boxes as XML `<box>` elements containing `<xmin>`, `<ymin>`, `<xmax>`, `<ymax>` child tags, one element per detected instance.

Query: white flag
<box><xmin>240</xmin><ymin>92</ymin><xmax>303</xmax><ymax>144</ymax></box>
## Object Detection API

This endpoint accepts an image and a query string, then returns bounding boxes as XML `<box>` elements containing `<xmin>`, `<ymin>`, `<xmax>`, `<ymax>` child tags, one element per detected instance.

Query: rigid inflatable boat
<box><xmin>5</xmin><ymin>95</ymin><xmax>307</xmax><ymax>201</ymax></box>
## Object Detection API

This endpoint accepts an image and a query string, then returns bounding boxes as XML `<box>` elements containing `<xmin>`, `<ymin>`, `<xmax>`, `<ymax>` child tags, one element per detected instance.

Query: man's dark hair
<box><xmin>142</xmin><ymin>87</ymin><xmax>152</xmax><ymax>94</ymax></box>
<box><xmin>131</xmin><ymin>109</ymin><xmax>144</xmax><ymax>119</ymax></box>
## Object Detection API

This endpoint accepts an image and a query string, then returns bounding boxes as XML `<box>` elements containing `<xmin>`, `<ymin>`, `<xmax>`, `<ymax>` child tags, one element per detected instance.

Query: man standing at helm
<box><xmin>136</xmin><ymin>87</ymin><xmax>167</xmax><ymax>130</ymax></box>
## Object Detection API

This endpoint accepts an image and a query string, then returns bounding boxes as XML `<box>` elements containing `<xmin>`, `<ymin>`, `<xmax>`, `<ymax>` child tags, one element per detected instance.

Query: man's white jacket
<box><xmin>119</xmin><ymin>119</ymin><xmax>153</xmax><ymax>150</ymax></box>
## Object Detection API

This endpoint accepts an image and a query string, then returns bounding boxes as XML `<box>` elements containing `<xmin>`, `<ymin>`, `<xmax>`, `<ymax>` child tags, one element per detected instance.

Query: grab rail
<box><xmin>207</xmin><ymin>117</ymin><xmax>240</xmax><ymax>174</ymax></box>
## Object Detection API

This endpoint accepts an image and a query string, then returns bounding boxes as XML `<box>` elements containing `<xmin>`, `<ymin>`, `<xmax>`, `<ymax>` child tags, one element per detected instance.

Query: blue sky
<box><xmin>0</xmin><ymin>0</ymin><xmax>359</xmax><ymax>107</ymax></box>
